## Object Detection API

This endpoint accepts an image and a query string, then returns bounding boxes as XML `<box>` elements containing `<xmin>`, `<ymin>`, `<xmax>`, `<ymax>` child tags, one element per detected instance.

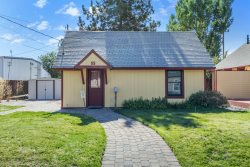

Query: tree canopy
<box><xmin>39</xmin><ymin>52</ymin><xmax>60</xmax><ymax>78</ymax></box>
<box><xmin>78</xmin><ymin>0</ymin><xmax>160</xmax><ymax>31</ymax></box>
<box><xmin>167</xmin><ymin>0</ymin><xmax>233</xmax><ymax>59</ymax></box>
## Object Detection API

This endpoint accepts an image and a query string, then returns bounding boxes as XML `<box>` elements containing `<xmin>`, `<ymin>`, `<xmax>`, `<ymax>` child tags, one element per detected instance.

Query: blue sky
<box><xmin>0</xmin><ymin>0</ymin><xmax>249</xmax><ymax>60</ymax></box>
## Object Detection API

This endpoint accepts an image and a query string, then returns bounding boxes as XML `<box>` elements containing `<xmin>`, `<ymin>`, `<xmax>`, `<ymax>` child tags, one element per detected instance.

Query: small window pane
<box><xmin>168</xmin><ymin>77</ymin><xmax>181</xmax><ymax>82</ymax></box>
<box><xmin>168</xmin><ymin>83</ymin><xmax>181</xmax><ymax>95</ymax></box>
<box><xmin>90</xmin><ymin>71</ymin><xmax>101</xmax><ymax>88</ymax></box>
<box><xmin>167</xmin><ymin>70</ymin><xmax>182</xmax><ymax>96</ymax></box>
<box><xmin>168</xmin><ymin>71</ymin><xmax>181</xmax><ymax>77</ymax></box>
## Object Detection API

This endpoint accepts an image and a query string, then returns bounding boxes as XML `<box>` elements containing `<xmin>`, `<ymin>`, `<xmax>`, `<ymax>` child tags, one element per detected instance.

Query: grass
<box><xmin>0</xmin><ymin>104</ymin><xmax>22</xmax><ymax>112</ymax></box>
<box><xmin>0</xmin><ymin>112</ymin><xmax>106</xmax><ymax>166</ymax></box>
<box><xmin>117</xmin><ymin>108</ymin><xmax>250</xmax><ymax>167</ymax></box>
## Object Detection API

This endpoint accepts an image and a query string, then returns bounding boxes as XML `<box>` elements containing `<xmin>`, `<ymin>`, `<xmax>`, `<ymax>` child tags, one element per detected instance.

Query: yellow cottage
<box><xmin>53</xmin><ymin>31</ymin><xmax>214</xmax><ymax>108</ymax></box>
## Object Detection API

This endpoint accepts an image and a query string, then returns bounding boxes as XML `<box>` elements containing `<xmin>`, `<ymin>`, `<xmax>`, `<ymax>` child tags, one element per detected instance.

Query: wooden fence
<box><xmin>0</xmin><ymin>80</ymin><xmax>28</xmax><ymax>99</ymax></box>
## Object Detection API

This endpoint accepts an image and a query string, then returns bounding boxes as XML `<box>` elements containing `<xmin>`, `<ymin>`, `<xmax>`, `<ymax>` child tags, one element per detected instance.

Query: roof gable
<box><xmin>75</xmin><ymin>50</ymin><xmax>111</xmax><ymax>68</ymax></box>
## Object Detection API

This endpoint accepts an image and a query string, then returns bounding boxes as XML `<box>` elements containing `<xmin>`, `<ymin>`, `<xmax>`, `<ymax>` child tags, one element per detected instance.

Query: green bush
<box><xmin>122</xmin><ymin>97</ymin><xmax>186</xmax><ymax>110</ymax></box>
<box><xmin>188</xmin><ymin>91</ymin><xmax>228</xmax><ymax>108</ymax></box>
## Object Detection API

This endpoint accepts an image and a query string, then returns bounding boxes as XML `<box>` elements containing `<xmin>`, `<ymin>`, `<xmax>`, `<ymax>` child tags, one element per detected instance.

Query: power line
<box><xmin>0</xmin><ymin>13</ymin><xmax>31</xmax><ymax>23</ymax></box>
<box><xmin>0</xmin><ymin>15</ymin><xmax>60</xmax><ymax>41</ymax></box>
<box><xmin>13</xmin><ymin>47</ymin><xmax>56</xmax><ymax>56</ymax></box>
<box><xmin>0</xmin><ymin>24</ymin><xmax>56</xmax><ymax>49</ymax></box>
<box><xmin>0</xmin><ymin>36</ymin><xmax>52</xmax><ymax>52</ymax></box>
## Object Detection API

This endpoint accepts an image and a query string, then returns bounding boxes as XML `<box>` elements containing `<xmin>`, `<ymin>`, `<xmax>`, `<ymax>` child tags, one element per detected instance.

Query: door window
<box><xmin>90</xmin><ymin>71</ymin><xmax>101</xmax><ymax>88</ymax></box>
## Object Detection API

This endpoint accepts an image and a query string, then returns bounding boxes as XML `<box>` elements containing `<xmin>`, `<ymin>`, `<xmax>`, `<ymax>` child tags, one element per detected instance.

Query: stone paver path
<box><xmin>80</xmin><ymin>109</ymin><xmax>180</xmax><ymax>167</ymax></box>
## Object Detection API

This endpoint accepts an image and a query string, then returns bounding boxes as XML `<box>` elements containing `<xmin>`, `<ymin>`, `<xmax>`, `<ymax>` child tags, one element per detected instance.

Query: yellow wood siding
<box><xmin>63</xmin><ymin>70</ymin><xmax>86</xmax><ymax>107</ymax></box>
<box><xmin>105</xmin><ymin>70</ymin><xmax>165</xmax><ymax>107</ymax></box>
<box><xmin>62</xmin><ymin>69</ymin><xmax>205</xmax><ymax>108</ymax></box>
<box><xmin>80</xmin><ymin>53</ymin><xmax>107</xmax><ymax>66</ymax></box>
<box><xmin>217</xmin><ymin>71</ymin><xmax>250</xmax><ymax>99</ymax></box>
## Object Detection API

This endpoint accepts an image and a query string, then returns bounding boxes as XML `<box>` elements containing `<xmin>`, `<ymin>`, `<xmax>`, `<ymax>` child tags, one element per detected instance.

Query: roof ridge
<box><xmin>65</xmin><ymin>31</ymin><xmax>195</xmax><ymax>33</ymax></box>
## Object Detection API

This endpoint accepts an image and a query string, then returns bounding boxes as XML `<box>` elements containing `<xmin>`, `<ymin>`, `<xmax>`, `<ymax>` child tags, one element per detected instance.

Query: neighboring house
<box><xmin>0</xmin><ymin>56</ymin><xmax>50</xmax><ymax>80</ymax></box>
<box><xmin>53</xmin><ymin>31</ymin><xmax>214</xmax><ymax>108</ymax></box>
<box><xmin>214</xmin><ymin>36</ymin><xmax>250</xmax><ymax>99</ymax></box>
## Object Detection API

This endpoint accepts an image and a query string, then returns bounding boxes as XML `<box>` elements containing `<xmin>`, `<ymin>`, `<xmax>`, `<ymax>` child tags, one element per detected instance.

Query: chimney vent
<box><xmin>247</xmin><ymin>35</ymin><xmax>249</xmax><ymax>44</ymax></box>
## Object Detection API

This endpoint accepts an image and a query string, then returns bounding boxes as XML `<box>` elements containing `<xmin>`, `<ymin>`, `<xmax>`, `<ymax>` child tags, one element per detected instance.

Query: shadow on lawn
<box><xmin>117</xmin><ymin>108</ymin><xmax>248</xmax><ymax>129</ymax></box>
<box><xmin>52</xmin><ymin>109</ymin><xmax>98</xmax><ymax>126</ymax></box>
<box><xmin>53</xmin><ymin>108</ymin><xmax>139</xmax><ymax>128</ymax></box>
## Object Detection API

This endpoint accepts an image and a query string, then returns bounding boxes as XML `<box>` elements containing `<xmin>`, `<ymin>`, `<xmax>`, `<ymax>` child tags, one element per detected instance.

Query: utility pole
<box><xmin>222</xmin><ymin>30</ymin><xmax>229</xmax><ymax>59</ymax></box>
<box><xmin>7</xmin><ymin>50</ymin><xmax>13</xmax><ymax>80</ymax></box>
<box><xmin>222</xmin><ymin>32</ymin><xmax>225</xmax><ymax>58</ymax></box>
<box><xmin>30</xmin><ymin>62</ymin><xmax>34</xmax><ymax>80</ymax></box>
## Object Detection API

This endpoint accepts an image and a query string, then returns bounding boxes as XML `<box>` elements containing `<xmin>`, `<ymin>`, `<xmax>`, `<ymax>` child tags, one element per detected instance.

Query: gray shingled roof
<box><xmin>53</xmin><ymin>31</ymin><xmax>214</xmax><ymax>68</ymax></box>
<box><xmin>216</xmin><ymin>44</ymin><xmax>250</xmax><ymax>70</ymax></box>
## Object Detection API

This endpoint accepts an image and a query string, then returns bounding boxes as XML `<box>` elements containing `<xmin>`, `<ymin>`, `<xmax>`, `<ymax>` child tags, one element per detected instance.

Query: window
<box><xmin>90</xmin><ymin>71</ymin><xmax>101</xmax><ymax>88</ymax></box>
<box><xmin>166</xmin><ymin>70</ymin><xmax>184</xmax><ymax>97</ymax></box>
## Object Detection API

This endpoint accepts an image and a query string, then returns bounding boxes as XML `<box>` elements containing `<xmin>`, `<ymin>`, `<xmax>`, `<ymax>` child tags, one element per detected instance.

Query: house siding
<box><xmin>217</xmin><ymin>71</ymin><xmax>250</xmax><ymax>99</ymax></box>
<box><xmin>62</xmin><ymin>69</ymin><xmax>205</xmax><ymax>108</ymax></box>
<box><xmin>63</xmin><ymin>70</ymin><xmax>86</xmax><ymax>107</ymax></box>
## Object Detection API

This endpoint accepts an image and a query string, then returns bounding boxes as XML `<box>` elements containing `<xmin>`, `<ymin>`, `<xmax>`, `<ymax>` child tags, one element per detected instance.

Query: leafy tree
<box><xmin>78</xmin><ymin>0</ymin><xmax>160</xmax><ymax>31</ymax></box>
<box><xmin>167</xmin><ymin>0</ymin><xmax>233</xmax><ymax>58</ymax></box>
<box><xmin>39</xmin><ymin>52</ymin><xmax>61</xmax><ymax>78</ymax></box>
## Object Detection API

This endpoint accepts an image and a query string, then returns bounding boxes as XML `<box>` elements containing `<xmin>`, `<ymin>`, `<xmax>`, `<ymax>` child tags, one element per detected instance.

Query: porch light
<box><xmin>113</xmin><ymin>87</ymin><xmax>119</xmax><ymax>108</ymax></box>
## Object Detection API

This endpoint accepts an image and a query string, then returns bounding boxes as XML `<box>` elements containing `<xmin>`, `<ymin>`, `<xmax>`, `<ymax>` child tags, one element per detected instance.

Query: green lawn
<box><xmin>0</xmin><ymin>104</ymin><xmax>22</xmax><ymax>112</ymax></box>
<box><xmin>0</xmin><ymin>112</ymin><xmax>106</xmax><ymax>166</ymax></box>
<box><xmin>118</xmin><ymin>109</ymin><xmax>250</xmax><ymax>167</ymax></box>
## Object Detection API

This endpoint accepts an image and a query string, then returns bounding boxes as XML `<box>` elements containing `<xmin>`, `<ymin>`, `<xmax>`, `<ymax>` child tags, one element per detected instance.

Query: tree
<box><xmin>78</xmin><ymin>0</ymin><xmax>160</xmax><ymax>31</ymax></box>
<box><xmin>39</xmin><ymin>52</ymin><xmax>61</xmax><ymax>78</ymax></box>
<box><xmin>167</xmin><ymin>0</ymin><xmax>233</xmax><ymax>58</ymax></box>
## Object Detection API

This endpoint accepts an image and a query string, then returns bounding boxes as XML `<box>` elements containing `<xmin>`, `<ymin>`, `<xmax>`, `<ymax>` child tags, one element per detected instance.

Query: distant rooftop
<box><xmin>0</xmin><ymin>56</ymin><xmax>41</xmax><ymax>64</ymax></box>
<box><xmin>216</xmin><ymin>44</ymin><xmax>250</xmax><ymax>70</ymax></box>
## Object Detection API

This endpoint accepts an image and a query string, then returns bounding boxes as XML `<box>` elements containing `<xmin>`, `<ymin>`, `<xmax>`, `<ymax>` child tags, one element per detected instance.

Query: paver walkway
<box><xmin>62</xmin><ymin>108</ymin><xmax>180</xmax><ymax>167</ymax></box>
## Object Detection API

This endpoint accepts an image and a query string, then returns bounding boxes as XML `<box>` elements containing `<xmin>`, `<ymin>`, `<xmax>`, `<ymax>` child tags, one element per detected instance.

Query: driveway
<box><xmin>0</xmin><ymin>100</ymin><xmax>61</xmax><ymax>115</ymax></box>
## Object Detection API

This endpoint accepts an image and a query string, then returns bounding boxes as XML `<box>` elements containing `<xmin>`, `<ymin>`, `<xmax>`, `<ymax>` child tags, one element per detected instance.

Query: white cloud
<box><xmin>47</xmin><ymin>35</ymin><xmax>64</xmax><ymax>46</ymax></box>
<box><xmin>54</xmin><ymin>25</ymin><xmax>65</xmax><ymax>31</ymax></box>
<box><xmin>1</xmin><ymin>33</ymin><xmax>24</xmax><ymax>44</ymax></box>
<box><xmin>1</xmin><ymin>33</ymin><xmax>13</xmax><ymax>40</ymax></box>
<box><xmin>56</xmin><ymin>2</ymin><xmax>80</xmax><ymax>17</ymax></box>
<box><xmin>27</xmin><ymin>22</ymin><xmax>39</xmax><ymax>28</ymax></box>
<box><xmin>34</xmin><ymin>0</ymin><xmax>47</xmax><ymax>8</ymax></box>
<box><xmin>27</xmin><ymin>21</ymin><xmax>49</xmax><ymax>30</ymax></box>
<box><xmin>159</xmin><ymin>8</ymin><xmax>168</xmax><ymax>16</ymax></box>
<box><xmin>37</xmin><ymin>21</ymin><xmax>49</xmax><ymax>30</ymax></box>
<box><xmin>12</xmin><ymin>38</ymin><xmax>24</xmax><ymax>44</ymax></box>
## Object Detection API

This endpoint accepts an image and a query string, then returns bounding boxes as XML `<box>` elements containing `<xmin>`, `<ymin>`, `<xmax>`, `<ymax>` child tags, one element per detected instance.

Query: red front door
<box><xmin>87</xmin><ymin>69</ymin><xmax>104</xmax><ymax>107</ymax></box>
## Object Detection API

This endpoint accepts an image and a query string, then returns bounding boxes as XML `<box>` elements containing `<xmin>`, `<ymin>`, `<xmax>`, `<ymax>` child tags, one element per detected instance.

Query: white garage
<box><xmin>28</xmin><ymin>78</ymin><xmax>61</xmax><ymax>100</ymax></box>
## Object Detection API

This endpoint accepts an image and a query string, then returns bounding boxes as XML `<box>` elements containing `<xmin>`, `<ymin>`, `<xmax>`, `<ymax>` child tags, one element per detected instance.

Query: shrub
<box><xmin>188</xmin><ymin>91</ymin><xmax>227</xmax><ymax>108</ymax></box>
<box><xmin>122</xmin><ymin>97</ymin><xmax>186</xmax><ymax>110</ymax></box>
<box><xmin>168</xmin><ymin>101</ymin><xmax>189</xmax><ymax>109</ymax></box>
